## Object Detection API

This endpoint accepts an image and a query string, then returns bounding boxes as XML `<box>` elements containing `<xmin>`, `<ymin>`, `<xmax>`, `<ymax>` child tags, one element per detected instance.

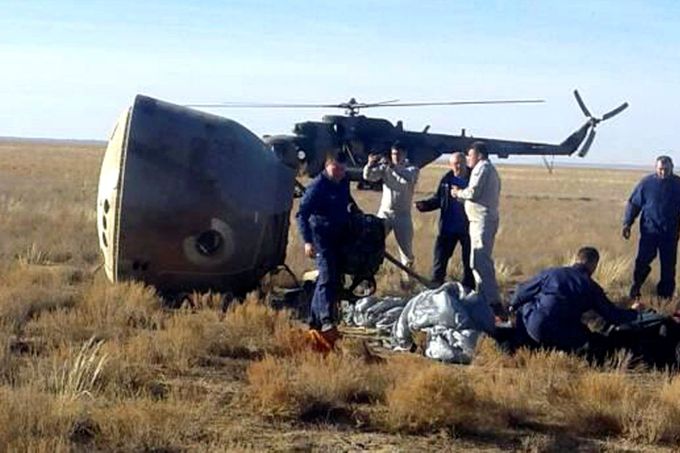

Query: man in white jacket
<box><xmin>363</xmin><ymin>142</ymin><xmax>419</xmax><ymax>279</ymax></box>
<box><xmin>451</xmin><ymin>141</ymin><xmax>503</xmax><ymax>313</ymax></box>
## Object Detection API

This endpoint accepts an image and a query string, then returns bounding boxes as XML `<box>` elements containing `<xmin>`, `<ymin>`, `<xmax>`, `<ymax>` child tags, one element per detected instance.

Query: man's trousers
<box><xmin>432</xmin><ymin>232</ymin><xmax>475</xmax><ymax>289</ymax></box>
<box><xmin>309</xmin><ymin>247</ymin><xmax>339</xmax><ymax>329</ymax></box>
<box><xmin>631</xmin><ymin>233</ymin><xmax>678</xmax><ymax>299</ymax></box>
<box><xmin>469</xmin><ymin>216</ymin><xmax>501</xmax><ymax>307</ymax></box>
<box><xmin>380</xmin><ymin>211</ymin><xmax>415</xmax><ymax>268</ymax></box>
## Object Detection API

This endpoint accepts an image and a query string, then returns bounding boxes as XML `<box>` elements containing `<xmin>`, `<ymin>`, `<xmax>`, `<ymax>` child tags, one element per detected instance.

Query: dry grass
<box><xmin>0</xmin><ymin>386</ymin><xmax>82</xmax><ymax>450</ymax></box>
<box><xmin>0</xmin><ymin>263</ymin><xmax>80</xmax><ymax>333</ymax></box>
<box><xmin>648</xmin><ymin>376</ymin><xmax>680</xmax><ymax>442</ymax></box>
<box><xmin>49</xmin><ymin>337</ymin><xmax>108</xmax><ymax>401</ymax></box>
<box><xmin>383</xmin><ymin>360</ymin><xmax>479</xmax><ymax>433</ymax></box>
<box><xmin>559</xmin><ymin>371</ymin><xmax>634</xmax><ymax>436</ymax></box>
<box><xmin>3</xmin><ymin>140</ymin><xmax>680</xmax><ymax>450</ymax></box>
<box><xmin>247</xmin><ymin>346</ymin><xmax>390</xmax><ymax>420</ymax></box>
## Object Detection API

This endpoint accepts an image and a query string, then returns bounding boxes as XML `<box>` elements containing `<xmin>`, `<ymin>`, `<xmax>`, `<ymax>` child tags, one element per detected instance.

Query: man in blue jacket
<box><xmin>623</xmin><ymin>156</ymin><xmax>680</xmax><ymax>300</ymax></box>
<box><xmin>296</xmin><ymin>153</ymin><xmax>356</xmax><ymax>346</ymax></box>
<box><xmin>509</xmin><ymin>247</ymin><xmax>639</xmax><ymax>353</ymax></box>
<box><xmin>415</xmin><ymin>152</ymin><xmax>475</xmax><ymax>288</ymax></box>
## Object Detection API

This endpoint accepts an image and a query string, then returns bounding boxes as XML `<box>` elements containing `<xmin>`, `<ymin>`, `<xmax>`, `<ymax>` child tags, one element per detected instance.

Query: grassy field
<box><xmin>1</xmin><ymin>140</ymin><xmax>679</xmax><ymax>451</ymax></box>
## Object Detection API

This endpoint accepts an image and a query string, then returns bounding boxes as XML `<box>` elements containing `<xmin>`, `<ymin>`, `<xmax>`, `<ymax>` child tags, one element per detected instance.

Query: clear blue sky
<box><xmin>1</xmin><ymin>0</ymin><xmax>678</xmax><ymax>165</ymax></box>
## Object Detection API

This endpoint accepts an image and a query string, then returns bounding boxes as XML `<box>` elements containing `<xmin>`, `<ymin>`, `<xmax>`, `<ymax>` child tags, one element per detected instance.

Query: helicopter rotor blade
<box><xmin>573</xmin><ymin>90</ymin><xmax>592</xmax><ymax>118</ymax></box>
<box><xmin>578</xmin><ymin>128</ymin><xmax>597</xmax><ymax>157</ymax></box>
<box><xmin>186</xmin><ymin>99</ymin><xmax>543</xmax><ymax>109</ymax></box>
<box><xmin>361</xmin><ymin>99</ymin><xmax>401</xmax><ymax>107</ymax></box>
<box><xmin>185</xmin><ymin>102</ymin><xmax>346</xmax><ymax>109</ymax></box>
<box><xmin>364</xmin><ymin>99</ymin><xmax>544</xmax><ymax>108</ymax></box>
<box><xmin>602</xmin><ymin>102</ymin><xmax>629</xmax><ymax>121</ymax></box>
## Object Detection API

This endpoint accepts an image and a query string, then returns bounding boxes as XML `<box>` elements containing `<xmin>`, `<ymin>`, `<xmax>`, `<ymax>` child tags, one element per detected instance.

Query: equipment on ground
<box><xmin>494</xmin><ymin>311</ymin><xmax>680</xmax><ymax>370</ymax></box>
<box><xmin>604</xmin><ymin>311</ymin><xmax>680</xmax><ymax>369</ymax></box>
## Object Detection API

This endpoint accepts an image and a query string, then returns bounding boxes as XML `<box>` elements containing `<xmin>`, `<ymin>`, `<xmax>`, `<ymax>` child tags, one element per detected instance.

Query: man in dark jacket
<box><xmin>415</xmin><ymin>152</ymin><xmax>475</xmax><ymax>288</ymax></box>
<box><xmin>508</xmin><ymin>247</ymin><xmax>639</xmax><ymax>353</ymax></box>
<box><xmin>623</xmin><ymin>155</ymin><xmax>680</xmax><ymax>299</ymax></box>
<box><xmin>296</xmin><ymin>154</ymin><xmax>355</xmax><ymax>346</ymax></box>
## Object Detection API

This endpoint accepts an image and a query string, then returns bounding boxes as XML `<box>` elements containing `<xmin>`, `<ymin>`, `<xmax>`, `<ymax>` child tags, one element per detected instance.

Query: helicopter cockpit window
<box><xmin>195</xmin><ymin>229</ymin><xmax>224</xmax><ymax>256</ymax></box>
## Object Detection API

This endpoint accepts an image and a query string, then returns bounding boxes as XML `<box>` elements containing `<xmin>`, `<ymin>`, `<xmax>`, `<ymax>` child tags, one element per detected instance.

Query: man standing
<box><xmin>363</xmin><ymin>142</ymin><xmax>419</xmax><ymax>279</ymax></box>
<box><xmin>297</xmin><ymin>154</ymin><xmax>354</xmax><ymax>346</ymax></box>
<box><xmin>623</xmin><ymin>155</ymin><xmax>680</xmax><ymax>299</ymax></box>
<box><xmin>415</xmin><ymin>152</ymin><xmax>475</xmax><ymax>289</ymax></box>
<box><xmin>451</xmin><ymin>141</ymin><xmax>502</xmax><ymax>312</ymax></box>
<box><xmin>508</xmin><ymin>247</ymin><xmax>639</xmax><ymax>355</ymax></box>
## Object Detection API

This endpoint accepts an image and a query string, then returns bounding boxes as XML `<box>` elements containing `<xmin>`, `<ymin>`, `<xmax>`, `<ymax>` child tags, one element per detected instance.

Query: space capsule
<box><xmin>96</xmin><ymin>95</ymin><xmax>296</xmax><ymax>295</ymax></box>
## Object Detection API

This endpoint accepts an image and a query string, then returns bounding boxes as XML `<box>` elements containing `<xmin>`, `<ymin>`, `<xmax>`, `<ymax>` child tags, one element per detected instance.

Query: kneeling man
<box><xmin>508</xmin><ymin>247</ymin><xmax>639</xmax><ymax>353</ymax></box>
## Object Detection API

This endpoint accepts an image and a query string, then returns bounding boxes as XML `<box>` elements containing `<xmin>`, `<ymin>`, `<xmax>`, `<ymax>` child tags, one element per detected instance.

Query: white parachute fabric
<box><xmin>375</xmin><ymin>306</ymin><xmax>405</xmax><ymax>331</ymax></box>
<box><xmin>392</xmin><ymin>282</ymin><xmax>495</xmax><ymax>364</ymax></box>
<box><xmin>347</xmin><ymin>296</ymin><xmax>407</xmax><ymax>332</ymax></box>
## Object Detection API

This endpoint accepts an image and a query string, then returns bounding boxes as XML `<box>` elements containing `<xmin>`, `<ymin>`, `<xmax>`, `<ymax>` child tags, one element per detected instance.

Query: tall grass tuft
<box><xmin>50</xmin><ymin>337</ymin><xmax>108</xmax><ymax>401</ymax></box>
<box><xmin>16</xmin><ymin>243</ymin><xmax>51</xmax><ymax>266</ymax></box>
<box><xmin>593</xmin><ymin>253</ymin><xmax>632</xmax><ymax>292</ymax></box>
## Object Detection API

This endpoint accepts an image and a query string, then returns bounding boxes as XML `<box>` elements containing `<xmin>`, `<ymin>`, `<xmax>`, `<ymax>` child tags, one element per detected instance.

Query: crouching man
<box><xmin>506</xmin><ymin>247</ymin><xmax>640</xmax><ymax>359</ymax></box>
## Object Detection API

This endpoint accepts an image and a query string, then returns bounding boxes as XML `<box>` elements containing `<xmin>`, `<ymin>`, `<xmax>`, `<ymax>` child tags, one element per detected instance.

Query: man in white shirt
<box><xmin>363</xmin><ymin>142</ymin><xmax>419</xmax><ymax>279</ymax></box>
<box><xmin>451</xmin><ymin>141</ymin><xmax>502</xmax><ymax>312</ymax></box>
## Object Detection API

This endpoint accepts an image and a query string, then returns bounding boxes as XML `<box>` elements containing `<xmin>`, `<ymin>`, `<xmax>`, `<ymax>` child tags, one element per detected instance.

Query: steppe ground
<box><xmin>1</xmin><ymin>139</ymin><xmax>680</xmax><ymax>452</ymax></box>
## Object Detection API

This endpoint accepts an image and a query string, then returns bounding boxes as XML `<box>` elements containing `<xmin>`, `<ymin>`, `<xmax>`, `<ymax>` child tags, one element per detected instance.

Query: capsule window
<box><xmin>196</xmin><ymin>230</ymin><xmax>224</xmax><ymax>256</ymax></box>
<box><xmin>102</xmin><ymin>215</ymin><xmax>107</xmax><ymax>230</ymax></box>
<box><xmin>103</xmin><ymin>199</ymin><xmax>110</xmax><ymax>213</ymax></box>
<box><xmin>101</xmin><ymin>232</ymin><xmax>108</xmax><ymax>248</ymax></box>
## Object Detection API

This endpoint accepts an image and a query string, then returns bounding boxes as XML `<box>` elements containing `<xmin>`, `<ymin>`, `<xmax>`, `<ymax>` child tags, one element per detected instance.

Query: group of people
<box><xmin>362</xmin><ymin>141</ymin><xmax>503</xmax><ymax>309</ymax></box>
<box><xmin>297</xmin><ymin>139</ymin><xmax>680</xmax><ymax>354</ymax></box>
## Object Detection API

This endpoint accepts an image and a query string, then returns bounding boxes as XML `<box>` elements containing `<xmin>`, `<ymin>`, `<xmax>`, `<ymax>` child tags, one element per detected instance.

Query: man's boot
<box><xmin>307</xmin><ymin>324</ymin><xmax>341</xmax><ymax>353</ymax></box>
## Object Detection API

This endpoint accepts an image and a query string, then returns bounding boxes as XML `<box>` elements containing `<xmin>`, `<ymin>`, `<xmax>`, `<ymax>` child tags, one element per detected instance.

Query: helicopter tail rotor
<box><xmin>577</xmin><ymin>128</ymin><xmax>597</xmax><ymax>158</ymax></box>
<box><xmin>602</xmin><ymin>102</ymin><xmax>630</xmax><ymax>121</ymax></box>
<box><xmin>572</xmin><ymin>89</ymin><xmax>629</xmax><ymax>157</ymax></box>
<box><xmin>573</xmin><ymin>89</ymin><xmax>592</xmax><ymax>118</ymax></box>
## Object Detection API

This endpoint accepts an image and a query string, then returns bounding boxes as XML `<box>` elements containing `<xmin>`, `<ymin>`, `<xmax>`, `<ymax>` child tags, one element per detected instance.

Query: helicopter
<box><xmin>188</xmin><ymin>90</ymin><xmax>629</xmax><ymax>186</ymax></box>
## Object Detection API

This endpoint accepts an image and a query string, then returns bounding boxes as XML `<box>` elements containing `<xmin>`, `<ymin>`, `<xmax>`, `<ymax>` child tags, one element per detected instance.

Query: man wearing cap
<box><xmin>623</xmin><ymin>155</ymin><xmax>680</xmax><ymax>299</ymax></box>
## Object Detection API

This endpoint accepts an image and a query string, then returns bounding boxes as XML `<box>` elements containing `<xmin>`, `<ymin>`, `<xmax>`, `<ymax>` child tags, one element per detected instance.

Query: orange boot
<box><xmin>306</xmin><ymin>326</ymin><xmax>341</xmax><ymax>353</ymax></box>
